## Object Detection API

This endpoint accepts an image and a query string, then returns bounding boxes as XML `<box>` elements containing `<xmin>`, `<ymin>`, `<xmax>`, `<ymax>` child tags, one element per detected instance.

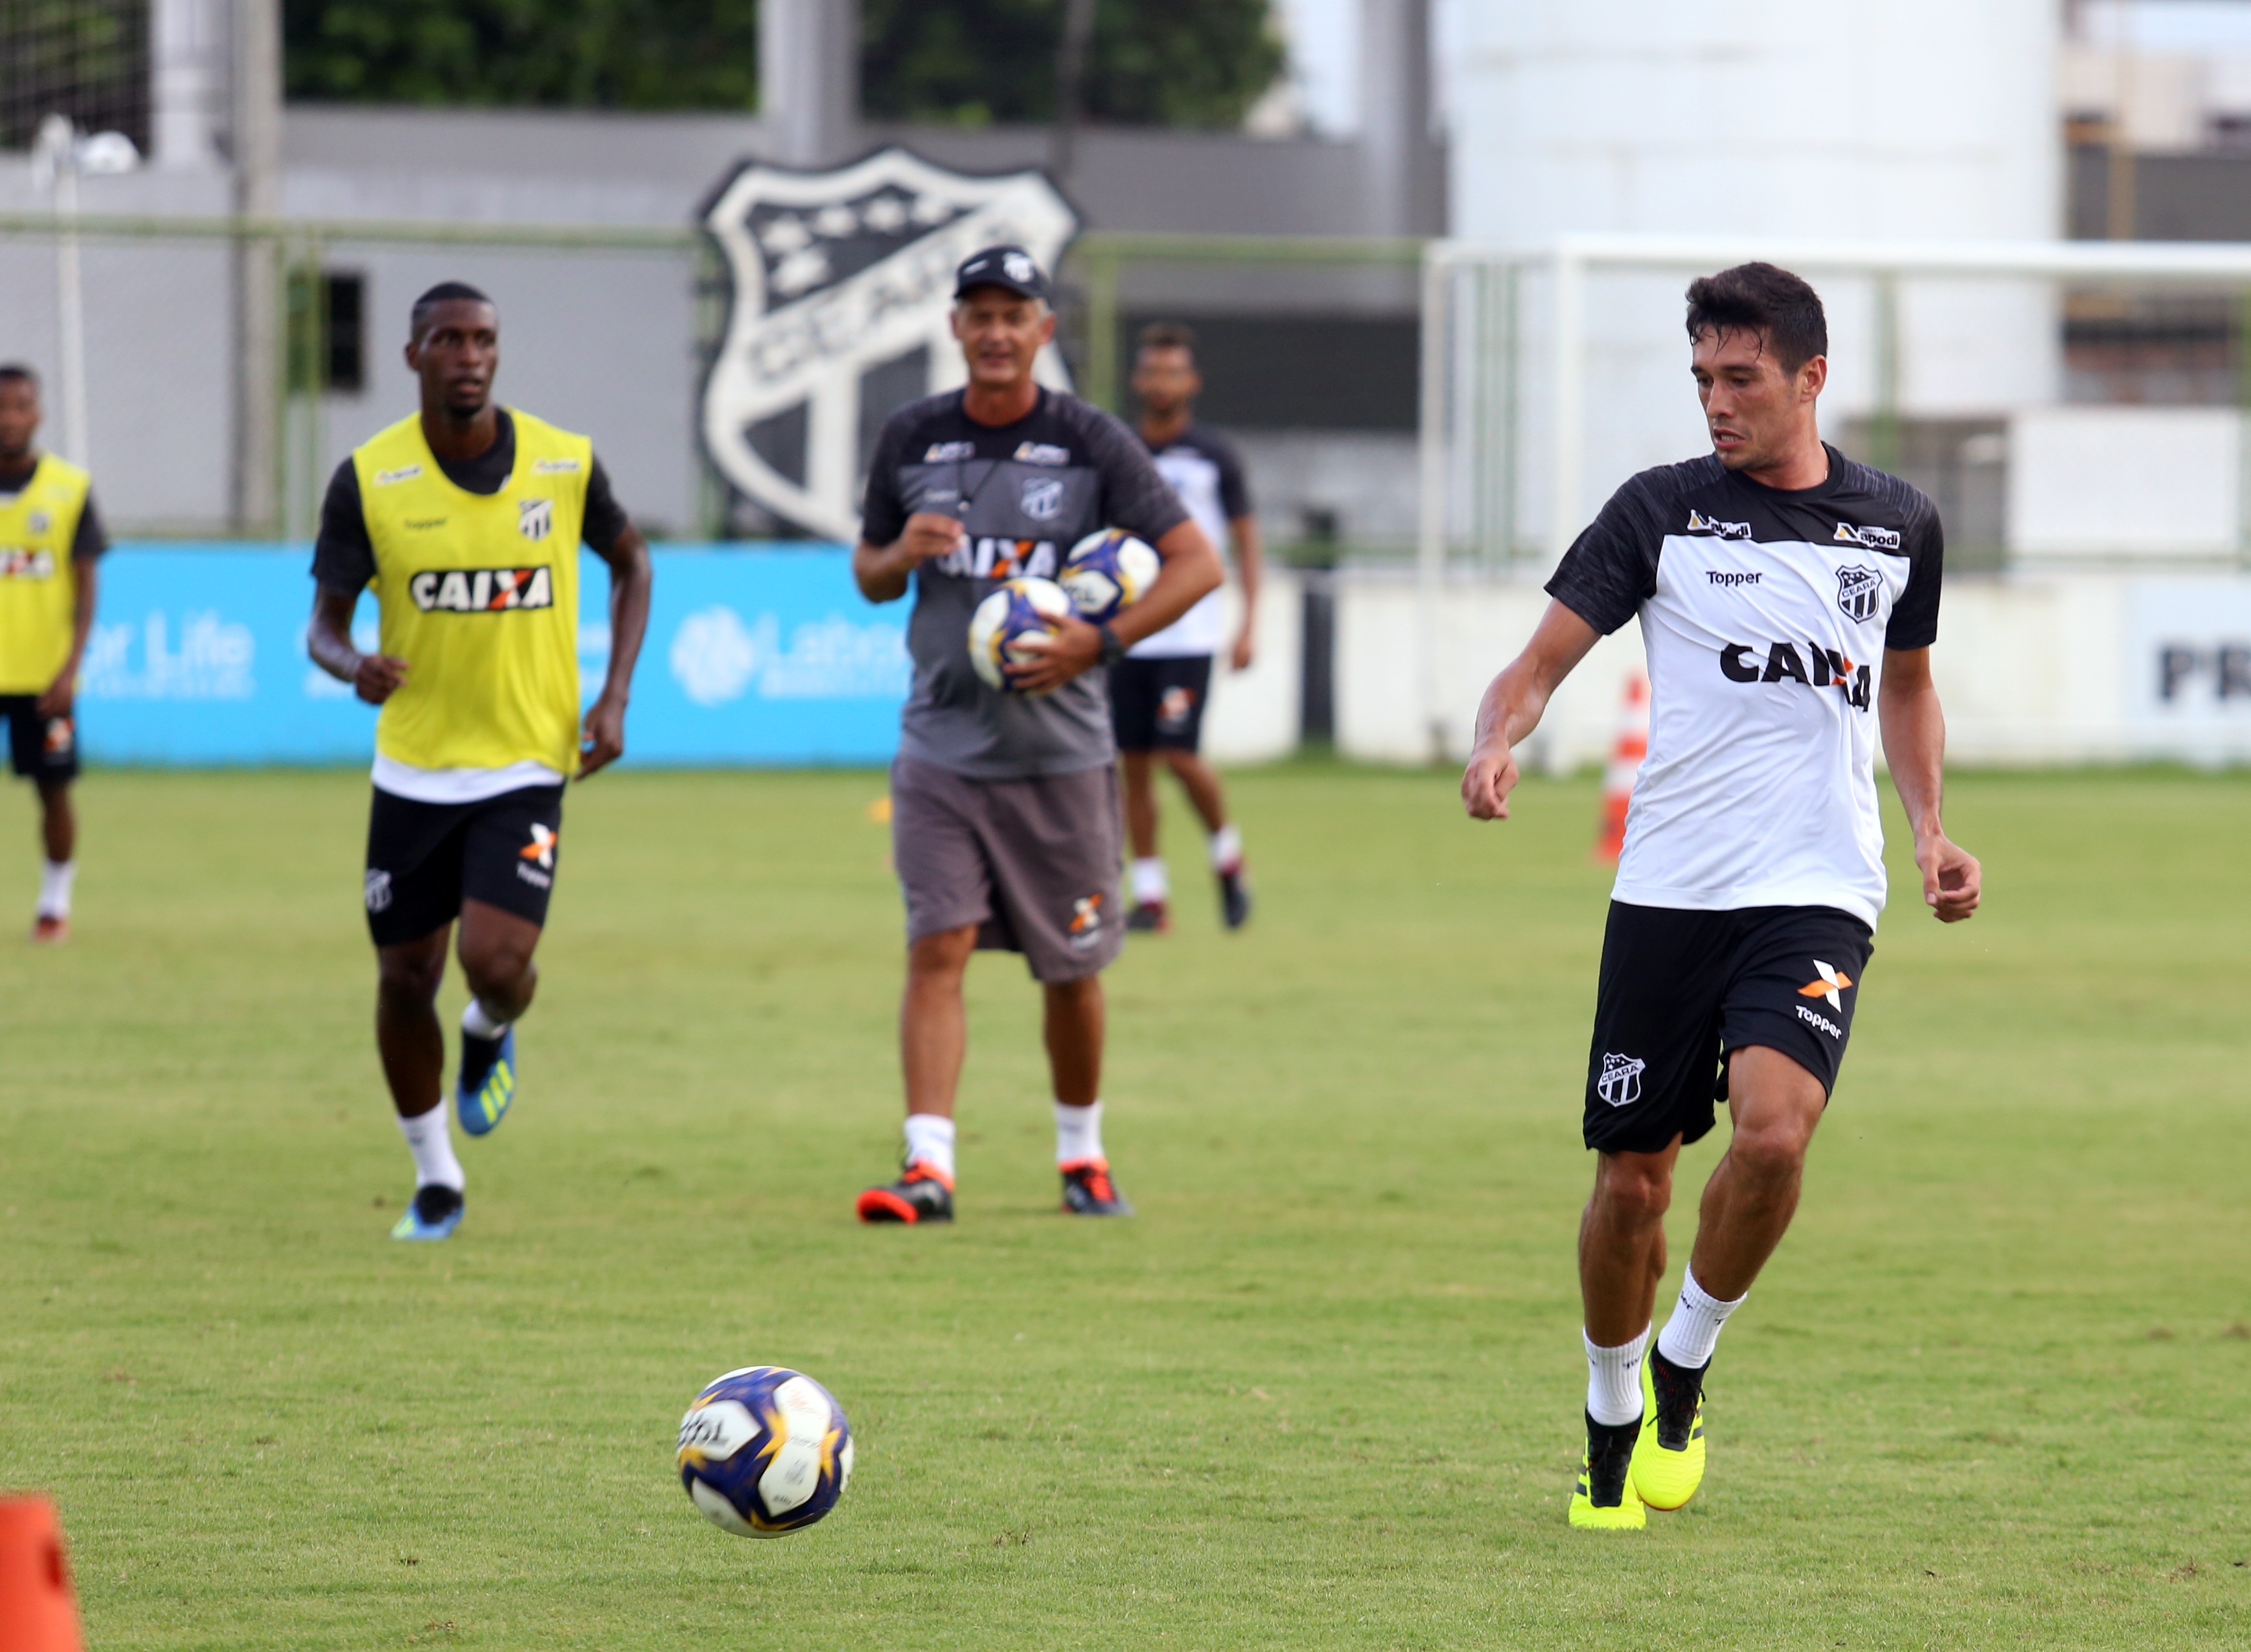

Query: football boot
<box><xmin>1060</xmin><ymin>1158</ymin><xmax>1133</xmax><ymax>1217</ymax></box>
<box><xmin>1569</xmin><ymin>1412</ymin><xmax>1647</xmax><ymax>1531</ymax></box>
<box><xmin>456</xmin><ymin>1024</ymin><xmax>516</xmax><ymax>1137</ymax></box>
<box><xmin>30</xmin><ymin>913</ymin><xmax>68</xmax><ymax>944</ymax></box>
<box><xmin>1631</xmin><ymin>1346</ymin><xmax>1709</xmax><ymax>1511</ymax></box>
<box><xmin>857</xmin><ymin>1159</ymin><xmax>955</xmax><ymax>1224</ymax></box>
<box><xmin>391</xmin><ymin>1184</ymin><xmax>464</xmax><ymax>1242</ymax></box>
<box><xmin>1218</xmin><ymin>866</ymin><xmax>1252</xmax><ymax>930</ymax></box>
<box><xmin>1124</xmin><ymin>900</ymin><xmax>1170</xmax><ymax>935</ymax></box>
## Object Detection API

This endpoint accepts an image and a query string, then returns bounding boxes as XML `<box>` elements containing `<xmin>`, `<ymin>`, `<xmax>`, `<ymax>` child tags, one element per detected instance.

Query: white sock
<box><xmin>903</xmin><ymin>1112</ymin><xmax>956</xmax><ymax>1180</ymax></box>
<box><xmin>1209</xmin><ymin>824</ymin><xmax>1243</xmax><ymax>874</ymax></box>
<box><xmin>1054</xmin><ymin>1098</ymin><xmax>1104</xmax><ymax>1166</ymax></box>
<box><xmin>1584</xmin><ymin>1326</ymin><xmax>1649</xmax><ymax>1426</ymax></box>
<box><xmin>37</xmin><ymin>858</ymin><xmax>74</xmax><ymax>919</ymax></box>
<box><xmin>1656</xmin><ymin>1268</ymin><xmax>1746</xmax><ymax>1371</ymax></box>
<box><xmin>461</xmin><ymin>998</ymin><xmax>511</xmax><ymax>1039</ymax></box>
<box><xmin>1129</xmin><ymin>857</ymin><xmax>1169</xmax><ymax>905</ymax></box>
<box><xmin>397</xmin><ymin>1101</ymin><xmax>465</xmax><ymax>1192</ymax></box>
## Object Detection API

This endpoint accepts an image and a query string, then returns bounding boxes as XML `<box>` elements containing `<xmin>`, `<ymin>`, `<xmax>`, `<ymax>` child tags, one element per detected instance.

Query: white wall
<box><xmin>1329</xmin><ymin>568</ymin><xmax>2251</xmax><ymax>769</ymax></box>
<box><xmin>1440</xmin><ymin>0</ymin><xmax>2063</xmax><ymax>549</ymax></box>
<box><xmin>2009</xmin><ymin>408</ymin><xmax>2243</xmax><ymax>562</ymax></box>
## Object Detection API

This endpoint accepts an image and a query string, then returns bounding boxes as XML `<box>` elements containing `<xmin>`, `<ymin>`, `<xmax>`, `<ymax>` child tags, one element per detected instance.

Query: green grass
<box><xmin>1</xmin><ymin>763</ymin><xmax>2248</xmax><ymax>1649</ymax></box>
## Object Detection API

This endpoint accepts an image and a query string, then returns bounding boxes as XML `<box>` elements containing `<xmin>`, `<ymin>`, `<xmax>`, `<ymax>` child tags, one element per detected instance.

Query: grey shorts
<box><xmin>891</xmin><ymin>756</ymin><xmax>1124</xmax><ymax>983</ymax></box>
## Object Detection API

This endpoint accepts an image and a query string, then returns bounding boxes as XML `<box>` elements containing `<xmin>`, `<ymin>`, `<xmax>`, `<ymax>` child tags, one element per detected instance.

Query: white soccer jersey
<box><xmin>1547</xmin><ymin>445</ymin><xmax>1944</xmax><ymax>930</ymax></box>
<box><xmin>1132</xmin><ymin>424</ymin><xmax>1252</xmax><ymax>658</ymax></box>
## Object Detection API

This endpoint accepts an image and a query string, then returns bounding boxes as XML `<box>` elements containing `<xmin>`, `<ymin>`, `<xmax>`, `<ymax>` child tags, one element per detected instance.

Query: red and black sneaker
<box><xmin>1124</xmin><ymin>900</ymin><xmax>1169</xmax><ymax>935</ymax></box>
<box><xmin>1059</xmin><ymin>1158</ymin><xmax>1134</xmax><ymax>1217</ymax></box>
<box><xmin>855</xmin><ymin>1159</ymin><xmax>955</xmax><ymax>1224</ymax></box>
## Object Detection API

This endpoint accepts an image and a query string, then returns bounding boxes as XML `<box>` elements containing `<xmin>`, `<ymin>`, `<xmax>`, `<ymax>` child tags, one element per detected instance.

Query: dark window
<box><xmin>1119</xmin><ymin>313</ymin><xmax>1420</xmax><ymax>432</ymax></box>
<box><xmin>323</xmin><ymin>272</ymin><xmax>365</xmax><ymax>393</ymax></box>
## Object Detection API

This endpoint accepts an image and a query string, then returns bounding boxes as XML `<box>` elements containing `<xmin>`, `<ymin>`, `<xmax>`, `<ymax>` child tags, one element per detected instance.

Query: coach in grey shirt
<box><xmin>849</xmin><ymin>245</ymin><xmax>1221</xmax><ymax>1226</ymax></box>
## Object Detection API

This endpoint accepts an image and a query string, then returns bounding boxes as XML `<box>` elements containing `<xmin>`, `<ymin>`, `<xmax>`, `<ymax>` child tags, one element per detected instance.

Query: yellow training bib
<box><xmin>0</xmin><ymin>455</ymin><xmax>91</xmax><ymax>695</ymax></box>
<box><xmin>354</xmin><ymin>409</ymin><xmax>591</xmax><ymax>774</ymax></box>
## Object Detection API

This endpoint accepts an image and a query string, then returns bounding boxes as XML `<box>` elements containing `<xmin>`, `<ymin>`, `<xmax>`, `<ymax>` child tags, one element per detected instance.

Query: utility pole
<box><xmin>1050</xmin><ymin>0</ymin><xmax>1097</xmax><ymax>189</ymax></box>
<box><xmin>230</xmin><ymin>0</ymin><xmax>281</xmax><ymax>536</ymax></box>
<box><xmin>760</xmin><ymin>0</ymin><xmax>859</xmax><ymax>168</ymax></box>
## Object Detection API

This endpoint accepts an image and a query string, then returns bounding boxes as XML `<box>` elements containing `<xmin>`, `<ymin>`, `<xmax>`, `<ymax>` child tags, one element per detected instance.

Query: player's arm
<box><xmin>1461</xmin><ymin>600</ymin><xmax>1602</xmax><ymax>821</ymax></box>
<box><xmin>37</xmin><ymin>502</ymin><xmax>102</xmax><ymax>717</ymax></box>
<box><xmin>854</xmin><ymin>513</ymin><xmax>966</xmax><ymax>604</ymax></box>
<box><xmin>579</xmin><ymin>463</ymin><xmax>653</xmax><ymax>779</ymax></box>
<box><xmin>1226</xmin><ymin>512</ymin><xmax>1264</xmax><ymax>672</ymax></box>
<box><xmin>306</xmin><ymin>459</ymin><xmax>408</xmax><ymax>703</ymax></box>
<box><xmin>1878</xmin><ymin>645</ymin><xmax>1979</xmax><ymax>922</ymax></box>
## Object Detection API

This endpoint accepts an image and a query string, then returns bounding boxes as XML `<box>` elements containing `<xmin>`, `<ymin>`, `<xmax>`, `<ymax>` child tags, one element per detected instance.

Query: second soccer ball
<box><xmin>1059</xmin><ymin>528</ymin><xmax>1160</xmax><ymax>623</ymax></box>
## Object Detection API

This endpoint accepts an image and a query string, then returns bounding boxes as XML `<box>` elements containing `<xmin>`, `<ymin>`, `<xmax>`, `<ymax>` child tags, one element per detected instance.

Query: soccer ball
<box><xmin>1059</xmin><ymin>528</ymin><xmax>1161</xmax><ymax>623</ymax></box>
<box><xmin>968</xmin><ymin>576</ymin><xmax>1074</xmax><ymax>694</ymax></box>
<box><xmin>676</xmin><ymin>1366</ymin><xmax>853</xmax><ymax>1538</ymax></box>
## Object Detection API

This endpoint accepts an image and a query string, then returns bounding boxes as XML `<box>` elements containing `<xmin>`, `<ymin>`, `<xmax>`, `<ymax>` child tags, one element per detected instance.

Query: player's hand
<box><xmin>35</xmin><ymin>673</ymin><xmax>75</xmax><ymax>718</ymax></box>
<box><xmin>1230</xmin><ymin>626</ymin><xmax>1256</xmax><ymax>673</ymax></box>
<box><xmin>1007</xmin><ymin>615</ymin><xmax>1102</xmax><ymax>694</ymax></box>
<box><xmin>354</xmin><ymin>654</ymin><xmax>410</xmax><ymax>705</ymax></box>
<box><xmin>579</xmin><ymin>690</ymin><xmax>627</xmax><ymax>778</ymax></box>
<box><xmin>1915</xmin><ymin>829</ymin><xmax>1980</xmax><ymax>922</ymax></box>
<box><xmin>898</xmin><ymin>511</ymin><xmax>967</xmax><ymax>568</ymax></box>
<box><xmin>1461</xmin><ymin>738</ymin><xmax>1520</xmax><ymax>821</ymax></box>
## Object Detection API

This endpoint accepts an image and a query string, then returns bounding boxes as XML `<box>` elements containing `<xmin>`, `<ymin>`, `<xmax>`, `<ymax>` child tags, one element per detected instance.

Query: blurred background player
<box><xmin>1115</xmin><ymin>323</ymin><xmax>1263</xmax><ymax>933</ymax></box>
<box><xmin>852</xmin><ymin>247</ymin><xmax>1222</xmax><ymax>1224</ymax></box>
<box><xmin>0</xmin><ymin>364</ymin><xmax>105</xmax><ymax>943</ymax></box>
<box><xmin>1461</xmin><ymin>264</ymin><xmax>1982</xmax><ymax>1530</ymax></box>
<box><xmin>307</xmin><ymin>283</ymin><xmax>652</xmax><ymax>1242</ymax></box>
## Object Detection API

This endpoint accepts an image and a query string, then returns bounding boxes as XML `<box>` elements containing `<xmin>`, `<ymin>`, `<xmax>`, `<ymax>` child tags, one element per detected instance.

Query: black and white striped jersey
<box><xmin>1547</xmin><ymin>444</ymin><xmax>1943</xmax><ymax>929</ymax></box>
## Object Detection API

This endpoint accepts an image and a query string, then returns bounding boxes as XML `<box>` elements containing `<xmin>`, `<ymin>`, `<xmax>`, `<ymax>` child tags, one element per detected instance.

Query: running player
<box><xmin>853</xmin><ymin>247</ymin><xmax>1223</xmax><ymax>1223</ymax></box>
<box><xmin>0</xmin><ymin>364</ymin><xmax>105</xmax><ymax>943</ymax></box>
<box><xmin>1458</xmin><ymin>264</ymin><xmax>1982</xmax><ymax>1529</ymax></box>
<box><xmin>1115</xmin><ymin>323</ymin><xmax>1262</xmax><ymax>933</ymax></box>
<box><xmin>307</xmin><ymin>283</ymin><xmax>652</xmax><ymax>1242</ymax></box>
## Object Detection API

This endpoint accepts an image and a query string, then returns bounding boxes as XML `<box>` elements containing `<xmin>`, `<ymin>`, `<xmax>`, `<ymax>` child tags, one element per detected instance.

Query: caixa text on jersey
<box><xmin>1718</xmin><ymin>640</ymin><xmax>1872</xmax><ymax>709</ymax></box>
<box><xmin>408</xmin><ymin>567</ymin><xmax>556</xmax><ymax>614</ymax></box>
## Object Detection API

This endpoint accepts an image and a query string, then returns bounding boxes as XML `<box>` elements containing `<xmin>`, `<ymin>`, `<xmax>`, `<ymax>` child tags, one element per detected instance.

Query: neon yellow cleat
<box><xmin>1569</xmin><ymin>1415</ymin><xmax>1646</xmax><ymax>1530</ymax></box>
<box><xmin>1630</xmin><ymin>1349</ymin><xmax>1707</xmax><ymax>1511</ymax></box>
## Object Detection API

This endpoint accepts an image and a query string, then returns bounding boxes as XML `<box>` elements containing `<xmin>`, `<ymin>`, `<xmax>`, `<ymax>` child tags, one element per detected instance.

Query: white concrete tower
<box><xmin>1440</xmin><ymin>0</ymin><xmax>2063</xmax><ymax>544</ymax></box>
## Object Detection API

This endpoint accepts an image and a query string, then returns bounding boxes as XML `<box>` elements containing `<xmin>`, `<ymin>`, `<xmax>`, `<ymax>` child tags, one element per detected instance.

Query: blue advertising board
<box><xmin>79</xmin><ymin>543</ymin><xmax>906</xmax><ymax>767</ymax></box>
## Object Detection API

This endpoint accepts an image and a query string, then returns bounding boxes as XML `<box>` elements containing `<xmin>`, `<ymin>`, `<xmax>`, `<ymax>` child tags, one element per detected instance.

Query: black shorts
<box><xmin>1109</xmin><ymin>655</ymin><xmax>1213</xmax><ymax>754</ymax></box>
<box><xmin>362</xmin><ymin>783</ymin><xmax>564</xmax><ymax>948</ymax></box>
<box><xmin>1582</xmin><ymin>901</ymin><xmax>1875</xmax><ymax>1155</ymax></box>
<box><xmin>0</xmin><ymin>696</ymin><xmax>79</xmax><ymax>782</ymax></box>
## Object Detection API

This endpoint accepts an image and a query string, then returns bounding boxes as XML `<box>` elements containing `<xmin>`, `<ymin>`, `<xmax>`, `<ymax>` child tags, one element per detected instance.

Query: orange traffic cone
<box><xmin>1593</xmin><ymin>670</ymin><xmax>1649</xmax><ymax>862</ymax></box>
<box><xmin>0</xmin><ymin>1496</ymin><xmax>85</xmax><ymax>1652</ymax></box>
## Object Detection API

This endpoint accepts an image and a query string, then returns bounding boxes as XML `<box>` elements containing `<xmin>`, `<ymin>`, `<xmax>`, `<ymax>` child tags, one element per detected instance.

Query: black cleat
<box><xmin>1217</xmin><ymin>866</ymin><xmax>1252</xmax><ymax>930</ymax></box>
<box><xmin>391</xmin><ymin>1183</ymin><xmax>464</xmax><ymax>1241</ymax></box>
<box><xmin>1060</xmin><ymin>1158</ymin><xmax>1133</xmax><ymax>1216</ymax></box>
<box><xmin>856</xmin><ymin>1160</ymin><xmax>955</xmax><ymax>1223</ymax></box>
<box><xmin>1124</xmin><ymin>900</ymin><xmax>1169</xmax><ymax>935</ymax></box>
<box><xmin>1649</xmin><ymin>1346</ymin><xmax>1707</xmax><ymax>1453</ymax></box>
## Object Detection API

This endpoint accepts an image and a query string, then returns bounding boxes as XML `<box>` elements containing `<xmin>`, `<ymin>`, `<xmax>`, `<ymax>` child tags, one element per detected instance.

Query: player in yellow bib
<box><xmin>307</xmin><ymin>284</ymin><xmax>652</xmax><ymax>1242</ymax></box>
<box><xmin>0</xmin><ymin>364</ymin><xmax>105</xmax><ymax>944</ymax></box>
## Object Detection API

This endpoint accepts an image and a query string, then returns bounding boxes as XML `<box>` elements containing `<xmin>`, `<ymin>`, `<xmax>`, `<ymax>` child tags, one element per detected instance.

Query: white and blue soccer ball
<box><xmin>677</xmin><ymin>1366</ymin><xmax>853</xmax><ymax>1538</ymax></box>
<box><xmin>1059</xmin><ymin>528</ymin><xmax>1161</xmax><ymax>623</ymax></box>
<box><xmin>968</xmin><ymin>575</ymin><xmax>1074</xmax><ymax>694</ymax></box>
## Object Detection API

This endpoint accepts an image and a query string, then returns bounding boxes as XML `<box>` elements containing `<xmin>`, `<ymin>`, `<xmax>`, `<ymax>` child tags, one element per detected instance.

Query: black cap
<box><xmin>954</xmin><ymin>245</ymin><xmax>1049</xmax><ymax>303</ymax></box>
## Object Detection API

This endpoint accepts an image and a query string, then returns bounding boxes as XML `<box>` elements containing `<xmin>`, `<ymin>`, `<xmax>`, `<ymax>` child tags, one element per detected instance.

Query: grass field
<box><xmin>1</xmin><ymin>762</ymin><xmax>2246</xmax><ymax>1650</ymax></box>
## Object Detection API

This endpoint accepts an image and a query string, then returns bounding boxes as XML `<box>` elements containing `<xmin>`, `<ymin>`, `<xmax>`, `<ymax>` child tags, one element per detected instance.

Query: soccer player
<box><xmin>1115</xmin><ymin>323</ymin><xmax>1263</xmax><ymax>933</ymax></box>
<box><xmin>1458</xmin><ymin>264</ymin><xmax>1982</xmax><ymax>1529</ymax></box>
<box><xmin>307</xmin><ymin>283</ymin><xmax>652</xmax><ymax>1242</ymax></box>
<box><xmin>852</xmin><ymin>247</ymin><xmax>1223</xmax><ymax>1223</ymax></box>
<box><xmin>0</xmin><ymin>364</ymin><xmax>105</xmax><ymax>943</ymax></box>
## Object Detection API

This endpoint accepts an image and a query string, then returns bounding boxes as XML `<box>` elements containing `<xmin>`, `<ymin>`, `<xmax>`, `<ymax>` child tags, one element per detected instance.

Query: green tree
<box><xmin>861</xmin><ymin>0</ymin><xmax>1283</xmax><ymax>128</ymax></box>
<box><xmin>283</xmin><ymin>0</ymin><xmax>1282</xmax><ymax>127</ymax></box>
<box><xmin>283</xmin><ymin>0</ymin><xmax>759</xmax><ymax>109</ymax></box>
